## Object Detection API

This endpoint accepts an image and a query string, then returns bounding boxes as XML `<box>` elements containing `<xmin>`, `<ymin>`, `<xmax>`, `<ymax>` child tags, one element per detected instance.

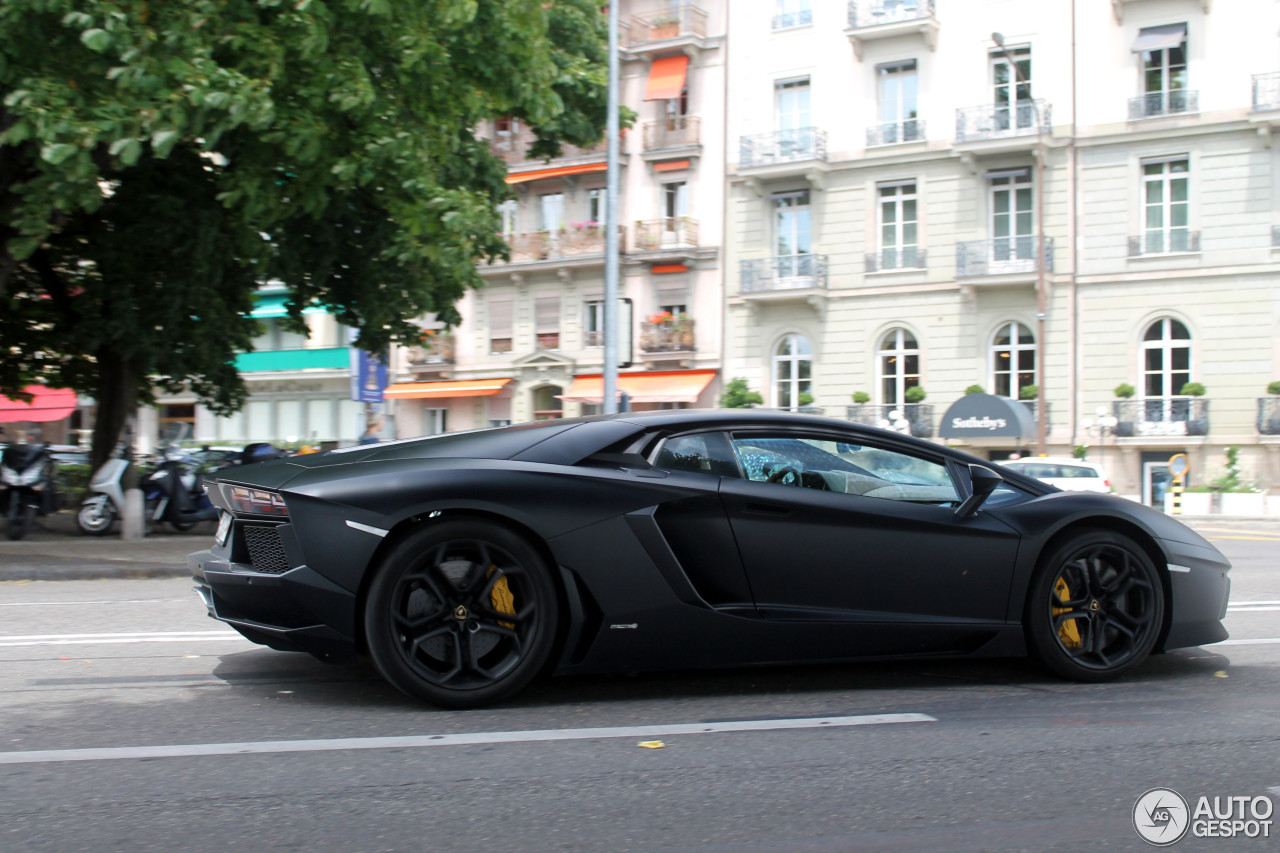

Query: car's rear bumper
<box><xmin>188</xmin><ymin>548</ymin><xmax>359</xmax><ymax>659</ymax></box>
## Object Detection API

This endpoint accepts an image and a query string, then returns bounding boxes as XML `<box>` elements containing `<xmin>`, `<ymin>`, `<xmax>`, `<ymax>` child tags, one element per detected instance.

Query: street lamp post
<box><xmin>992</xmin><ymin>32</ymin><xmax>1047</xmax><ymax>457</ymax></box>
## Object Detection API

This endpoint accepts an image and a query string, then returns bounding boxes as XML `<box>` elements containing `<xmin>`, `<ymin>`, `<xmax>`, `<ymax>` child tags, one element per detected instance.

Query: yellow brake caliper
<box><xmin>487</xmin><ymin>565</ymin><xmax>516</xmax><ymax>629</ymax></box>
<box><xmin>1053</xmin><ymin>577</ymin><xmax>1082</xmax><ymax>649</ymax></box>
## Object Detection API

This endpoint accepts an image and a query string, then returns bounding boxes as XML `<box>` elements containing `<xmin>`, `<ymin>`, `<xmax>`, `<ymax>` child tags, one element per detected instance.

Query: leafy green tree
<box><xmin>0</xmin><ymin>0</ymin><xmax>608</xmax><ymax>469</ymax></box>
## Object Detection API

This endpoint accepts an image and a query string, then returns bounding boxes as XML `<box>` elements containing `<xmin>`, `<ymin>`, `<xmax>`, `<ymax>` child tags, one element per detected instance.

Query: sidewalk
<box><xmin>0</xmin><ymin>511</ymin><xmax>211</xmax><ymax>582</ymax></box>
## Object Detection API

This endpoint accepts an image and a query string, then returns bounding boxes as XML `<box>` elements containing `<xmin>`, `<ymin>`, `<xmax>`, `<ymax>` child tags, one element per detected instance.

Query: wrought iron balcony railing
<box><xmin>1253</xmin><ymin>72</ymin><xmax>1280</xmax><ymax>111</ymax></box>
<box><xmin>640</xmin><ymin>319</ymin><xmax>696</xmax><ymax>353</ymax></box>
<box><xmin>955</xmin><ymin>236</ymin><xmax>1053</xmax><ymax>277</ymax></box>
<box><xmin>643</xmin><ymin>116</ymin><xmax>701</xmax><ymax>150</ymax></box>
<box><xmin>865</xmin><ymin>247</ymin><xmax>925</xmax><ymax>272</ymax></box>
<box><xmin>405</xmin><ymin>335</ymin><xmax>456</xmax><ymax>367</ymax></box>
<box><xmin>773</xmin><ymin>7</ymin><xmax>813</xmax><ymax>29</ymax></box>
<box><xmin>1259</xmin><ymin>397</ymin><xmax>1280</xmax><ymax>435</ymax></box>
<box><xmin>1127</xmin><ymin>230</ymin><xmax>1199</xmax><ymax>256</ymax></box>
<box><xmin>1112</xmin><ymin>398</ymin><xmax>1209</xmax><ymax>437</ymax></box>
<box><xmin>956</xmin><ymin>100</ymin><xmax>1051</xmax><ymax>143</ymax></box>
<box><xmin>489</xmin><ymin>124</ymin><xmax>606</xmax><ymax>166</ymax></box>
<box><xmin>739</xmin><ymin>127</ymin><xmax>828</xmax><ymax>168</ymax></box>
<box><xmin>1129</xmin><ymin>89</ymin><xmax>1198</xmax><ymax>120</ymax></box>
<box><xmin>847</xmin><ymin>0</ymin><xmax>935</xmax><ymax>29</ymax></box>
<box><xmin>1019</xmin><ymin>399</ymin><xmax>1052</xmax><ymax>428</ymax></box>
<box><xmin>633</xmin><ymin>217</ymin><xmax>699</xmax><ymax>251</ymax></box>
<box><xmin>846</xmin><ymin>402</ymin><xmax>934</xmax><ymax>438</ymax></box>
<box><xmin>626</xmin><ymin>4</ymin><xmax>707</xmax><ymax>46</ymax></box>
<box><xmin>501</xmin><ymin>224</ymin><xmax>623</xmax><ymax>263</ymax></box>
<box><xmin>740</xmin><ymin>254</ymin><xmax>829</xmax><ymax>293</ymax></box>
<box><xmin>867</xmin><ymin>119</ymin><xmax>924</xmax><ymax>147</ymax></box>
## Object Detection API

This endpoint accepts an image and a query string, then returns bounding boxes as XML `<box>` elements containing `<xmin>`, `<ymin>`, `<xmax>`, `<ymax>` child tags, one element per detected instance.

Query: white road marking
<box><xmin>0</xmin><ymin>713</ymin><xmax>937</xmax><ymax>765</ymax></box>
<box><xmin>1216</xmin><ymin>638</ymin><xmax>1280</xmax><ymax>646</ymax></box>
<box><xmin>1227</xmin><ymin>606</ymin><xmax>1280</xmax><ymax>612</ymax></box>
<box><xmin>0</xmin><ymin>630</ymin><xmax>245</xmax><ymax>648</ymax></box>
<box><xmin>0</xmin><ymin>599</ymin><xmax>190</xmax><ymax>607</ymax></box>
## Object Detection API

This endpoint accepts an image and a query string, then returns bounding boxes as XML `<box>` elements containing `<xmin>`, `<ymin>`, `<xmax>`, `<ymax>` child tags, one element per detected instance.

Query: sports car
<box><xmin>187</xmin><ymin>410</ymin><xmax>1231</xmax><ymax>708</ymax></box>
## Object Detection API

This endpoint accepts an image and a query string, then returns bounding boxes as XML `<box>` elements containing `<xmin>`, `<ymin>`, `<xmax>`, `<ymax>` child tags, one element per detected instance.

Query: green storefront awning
<box><xmin>251</xmin><ymin>293</ymin><xmax>328</xmax><ymax>319</ymax></box>
<box><xmin>235</xmin><ymin>347</ymin><xmax>349</xmax><ymax>372</ymax></box>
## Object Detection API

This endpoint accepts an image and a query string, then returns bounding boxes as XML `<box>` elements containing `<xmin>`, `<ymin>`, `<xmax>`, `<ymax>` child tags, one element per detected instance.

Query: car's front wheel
<box><xmin>364</xmin><ymin>519</ymin><xmax>559</xmax><ymax>708</ymax></box>
<box><xmin>1026</xmin><ymin>530</ymin><xmax>1164</xmax><ymax>681</ymax></box>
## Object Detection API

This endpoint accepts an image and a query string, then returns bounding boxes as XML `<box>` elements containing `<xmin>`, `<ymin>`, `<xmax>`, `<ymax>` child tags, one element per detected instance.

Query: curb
<box><xmin>0</xmin><ymin>564</ymin><xmax>192</xmax><ymax>583</ymax></box>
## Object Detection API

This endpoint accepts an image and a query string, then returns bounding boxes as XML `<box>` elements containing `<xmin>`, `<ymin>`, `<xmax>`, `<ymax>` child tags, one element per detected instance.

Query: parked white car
<box><xmin>1002</xmin><ymin>457</ymin><xmax>1112</xmax><ymax>493</ymax></box>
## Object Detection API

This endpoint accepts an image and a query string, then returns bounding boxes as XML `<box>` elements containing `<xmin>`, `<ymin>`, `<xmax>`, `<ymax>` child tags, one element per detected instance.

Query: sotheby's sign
<box><xmin>938</xmin><ymin>393</ymin><xmax>1036</xmax><ymax>439</ymax></box>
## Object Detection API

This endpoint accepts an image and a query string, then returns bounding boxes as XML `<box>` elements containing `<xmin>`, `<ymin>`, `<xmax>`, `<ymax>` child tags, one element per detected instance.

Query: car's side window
<box><xmin>729</xmin><ymin>433</ymin><xmax>959</xmax><ymax>505</ymax></box>
<box><xmin>654</xmin><ymin>432</ymin><xmax>740</xmax><ymax>478</ymax></box>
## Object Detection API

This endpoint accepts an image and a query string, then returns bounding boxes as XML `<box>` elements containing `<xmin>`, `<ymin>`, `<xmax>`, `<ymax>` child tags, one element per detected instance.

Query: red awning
<box><xmin>505</xmin><ymin>162</ymin><xmax>607</xmax><ymax>184</ymax></box>
<box><xmin>0</xmin><ymin>386</ymin><xmax>77</xmax><ymax>423</ymax></box>
<box><xmin>558</xmin><ymin>370</ymin><xmax>716</xmax><ymax>404</ymax></box>
<box><xmin>384</xmin><ymin>379</ymin><xmax>512</xmax><ymax>400</ymax></box>
<box><xmin>644</xmin><ymin>55</ymin><xmax>690</xmax><ymax>101</ymax></box>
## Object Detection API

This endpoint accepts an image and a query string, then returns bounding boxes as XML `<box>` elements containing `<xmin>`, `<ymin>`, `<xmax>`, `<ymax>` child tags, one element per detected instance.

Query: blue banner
<box><xmin>349</xmin><ymin>348</ymin><xmax>388</xmax><ymax>403</ymax></box>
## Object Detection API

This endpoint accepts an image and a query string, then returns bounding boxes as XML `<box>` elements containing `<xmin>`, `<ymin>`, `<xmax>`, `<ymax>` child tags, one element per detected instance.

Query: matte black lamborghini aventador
<box><xmin>188</xmin><ymin>410</ymin><xmax>1231</xmax><ymax>708</ymax></box>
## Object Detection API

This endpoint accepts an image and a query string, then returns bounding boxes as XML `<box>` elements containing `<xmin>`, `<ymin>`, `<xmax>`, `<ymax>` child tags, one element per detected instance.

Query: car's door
<box><xmin>717</xmin><ymin>430</ymin><xmax>1021</xmax><ymax>637</ymax></box>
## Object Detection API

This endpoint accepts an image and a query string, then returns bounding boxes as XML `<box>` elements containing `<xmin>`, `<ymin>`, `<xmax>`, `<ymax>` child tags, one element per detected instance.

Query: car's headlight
<box><xmin>221</xmin><ymin>485</ymin><xmax>289</xmax><ymax>518</ymax></box>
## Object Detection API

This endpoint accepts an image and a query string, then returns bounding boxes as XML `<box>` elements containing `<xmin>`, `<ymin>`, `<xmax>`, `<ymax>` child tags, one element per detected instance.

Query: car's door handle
<box><xmin>743</xmin><ymin>503</ymin><xmax>791</xmax><ymax>517</ymax></box>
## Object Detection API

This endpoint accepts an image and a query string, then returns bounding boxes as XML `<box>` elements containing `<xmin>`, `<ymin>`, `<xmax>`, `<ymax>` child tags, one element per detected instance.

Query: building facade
<box><xmin>386</xmin><ymin>0</ymin><xmax>729</xmax><ymax>432</ymax></box>
<box><xmin>723</xmin><ymin>0</ymin><xmax>1280</xmax><ymax>506</ymax></box>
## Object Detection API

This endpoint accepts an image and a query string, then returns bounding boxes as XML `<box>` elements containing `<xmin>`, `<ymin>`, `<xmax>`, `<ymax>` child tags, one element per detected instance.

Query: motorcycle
<box><xmin>2</xmin><ymin>438</ymin><xmax>57</xmax><ymax>540</ymax></box>
<box><xmin>144</xmin><ymin>445</ymin><xmax>220</xmax><ymax>531</ymax></box>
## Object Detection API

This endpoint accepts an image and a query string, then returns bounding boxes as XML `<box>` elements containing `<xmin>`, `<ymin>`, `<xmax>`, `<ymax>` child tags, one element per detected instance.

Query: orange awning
<box><xmin>384</xmin><ymin>379</ymin><xmax>511</xmax><ymax>400</ymax></box>
<box><xmin>505</xmin><ymin>162</ymin><xmax>607</xmax><ymax>184</ymax></box>
<box><xmin>558</xmin><ymin>370</ymin><xmax>716</xmax><ymax>404</ymax></box>
<box><xmin>644</xmin><ymin>55</ymin><xmax>689</xmax><ymax>101</ymax></box>
<box><xmin>0</xmin><ymin>385</ymin><xmax>77</xmax><ymax>423</ymax></box>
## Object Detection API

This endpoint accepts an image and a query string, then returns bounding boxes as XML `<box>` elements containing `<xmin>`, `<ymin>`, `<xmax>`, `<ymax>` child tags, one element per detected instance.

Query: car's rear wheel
<box><xmin>364</xmin><ymin>519</ymin><xmax>559</xmax><ymax>708</ymax></box>
<box><xmin>1026</xmin><ymin>530</ymin><xmax>1164</xmax><ymax>681</ymax></box>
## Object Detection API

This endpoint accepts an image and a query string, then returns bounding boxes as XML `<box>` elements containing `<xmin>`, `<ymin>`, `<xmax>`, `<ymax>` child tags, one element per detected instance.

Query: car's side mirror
<box><xmin>955</xmin><ymin>464</ymin><xmax>1004</xmax><ymax>519</ymax></box>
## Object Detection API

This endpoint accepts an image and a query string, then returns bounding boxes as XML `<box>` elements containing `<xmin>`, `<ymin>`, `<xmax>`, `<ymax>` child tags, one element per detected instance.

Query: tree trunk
<box><xmin>88</xmin><ymin>351</ymin><xmax>141</xmax><ymax>475</ymax></box>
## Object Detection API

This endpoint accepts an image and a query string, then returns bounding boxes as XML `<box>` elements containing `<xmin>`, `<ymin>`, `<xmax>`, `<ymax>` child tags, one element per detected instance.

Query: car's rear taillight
<box><xmin>222</xmin><ymin>485</ymin><xmax>289</xmax><ymax>518</ymax></box>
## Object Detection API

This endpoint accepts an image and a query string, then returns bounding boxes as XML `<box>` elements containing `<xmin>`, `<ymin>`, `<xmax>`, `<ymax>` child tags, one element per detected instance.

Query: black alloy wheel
<box><xmin>1026</xmin><ymin>530</ymin><xmax>1164</xmax><ymax>681</ymax></box>
<box><xmin>365</xmin><ymin>519</ymin><xmax>559</xmax><ymax>708</ymax></box>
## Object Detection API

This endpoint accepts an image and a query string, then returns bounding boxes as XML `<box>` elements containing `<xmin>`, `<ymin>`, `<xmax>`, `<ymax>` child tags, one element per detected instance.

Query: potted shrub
<box><xmin>1180</xmin><ymin>382</ymin><xmax>1208</xmax><ymax>436</ymax></box>
<box><xmin>851</xmin><ymin>390</ymin><xmax>870</xmax><ymax>404</ymax></box>
<box><xmin>964</xmin><ymin>384</ymin><xmax>985</xmax><ymax>395</ymax></box>
<box><xmin>1018</xmin><ymin>384</ymin><xmax>1038</xmax><ymax>400</ymax></box>
<box><xmin>1113</xmin><ymin>382</ymin><xmax>1136</xmax><ymax>436</ymax></box>
<box><xmin>797</xmin><ymin>391</ymin><xmax>816</xmax><ymax>411</ymax></box>
<box><xmin>719</xmin><ymin>378</ymin><xmax>763</xmax><ymax>408</ymax></box>
<box><xmin>648</xmin><ymin>13</ymin><xmax>681</xmax><ymax>40</ymax></box>
<box><xmin>902</xmin><ymin>386</ymin><xmax>933</xmax><ymax>437</ymax></box>
<box><xmin>904</xmin><ymin>386</ymin><xmax>927</xmax><ymax>403</ymax></box>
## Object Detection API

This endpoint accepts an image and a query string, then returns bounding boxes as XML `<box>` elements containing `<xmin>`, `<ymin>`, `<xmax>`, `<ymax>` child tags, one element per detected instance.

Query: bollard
<box><xmin>1170</xmin><ymin>478</ymin><xmax>1183</xmax><ymax>515</ymax></box>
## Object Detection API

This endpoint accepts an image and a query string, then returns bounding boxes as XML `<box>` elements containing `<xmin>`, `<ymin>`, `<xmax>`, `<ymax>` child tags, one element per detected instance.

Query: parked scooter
<box><xmin>77</xmin><ymin>445</ymin><xmax>133</xmax><ymax>536</ymax></box>
<box><xmin>144</xmin><ymin>445</ymin><xmax>220</xmax><ymax>531</ymax></box>
<box><xmin>2</xmin><ymin>434</ymin><xmax>57</xmax><ymax>540</ymax></box>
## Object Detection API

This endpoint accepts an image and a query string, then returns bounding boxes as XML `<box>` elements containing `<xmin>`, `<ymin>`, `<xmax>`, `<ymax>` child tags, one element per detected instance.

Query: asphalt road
<box><xmin>1</xmin><ymin>521</ymin><xmax>1277</xmax><ymax>852</ymax></box>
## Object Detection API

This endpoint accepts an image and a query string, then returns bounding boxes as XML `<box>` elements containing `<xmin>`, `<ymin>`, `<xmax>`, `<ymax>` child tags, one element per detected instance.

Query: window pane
<box><xmin>1169</xmin><ymin>320</ymin><xmax>1190</xmax><ymax>339</ymax></box>
<box><xmin>1146</xmin><ymin>349</ymin><xmax>1163</xmax><ymax>371</ymax></box>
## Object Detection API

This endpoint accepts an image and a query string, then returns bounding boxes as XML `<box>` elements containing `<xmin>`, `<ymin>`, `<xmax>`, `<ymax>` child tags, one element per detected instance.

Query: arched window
<box><xmin>878</xmin><ymin>328</ymin><xmax>920</xmax><ymax>404</ymax></box>
<box><xmin>1142</xmin><ymin>318</ymin><xmax>1191</xmax><ymax>398</ymax></box>
<box><xmin>990</xmin><ymin>321</ymin><xmax>1035</xmax><ymax>398</ymax></box>
<box><xmin>773</xmin><ymin>334</ymin><xmax>812</xmax><ymax>410</ymax></box>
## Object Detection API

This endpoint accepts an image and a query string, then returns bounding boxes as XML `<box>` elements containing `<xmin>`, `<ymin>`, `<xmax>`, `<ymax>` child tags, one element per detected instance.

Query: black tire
<box><xmin>364</xmin><ymin>519</ymin><xmax>559</xmax><ymax>708</ymax></box>
<box><xmin>6</xmin><ymin>517</ymin><xmax>25</xmax><ymax>541</ymax></box>
<box><xmin>170</xmin><ymin>519</ymin><xmax>197</xmax><ymax>532</ymax></box>
<box><xmin>77</xmin><ymin>498</ymin><xmax>117</xmax><ymax>535</ymax></box>
<box><xmin>1026</xmin><ymin>529</ymin><xmax>1164</xmax><ymax>682</ymax></box>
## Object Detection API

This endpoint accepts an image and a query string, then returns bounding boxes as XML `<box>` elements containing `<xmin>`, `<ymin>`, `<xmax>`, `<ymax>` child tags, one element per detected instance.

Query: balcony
<box><xmin>1127</xmin><ymin>230</ymin><xmax>1200</xmax><ymax>257</ymax></box>
<box><xmin>633</xmin><ymin>217</ymin><xmax>699</xmax><ymax>252</ymax></box>
<box><xmin>740</xmin><ymin>254</ymin><xmax>829</xmax><ymax>295</ymax></box>
<box><xmin>773</xmin><ymin>7</ymin><xmax>813</xmax><ymax>30</ymax></box>
<box><xmin>643</xmin><ymin>116</ymin><xmax>701</xmax><ymax>154</ymax></box>
<box><xmin>1258</xmin><ymin>397</ymin><xmax>1280</xmax><ymax>435</ymax></box>
<box><xmin>490</xmin><ymin>124</ymin><xmax>607</xmax><ymax>168</ymax></box>
<box><xmin>955</xmin><ymin>100</ymin><xmax>1051</xmax><ymax>147</ymax></box>
<box><xmin>405</xmin><ymin>335</ymin><xmax>456</xmax><ymax>369</ymax></box>
<box><xmin>955</xmin><ymin>237</ymin><xmax>1053</xmax><ymax>279</ymax></box>
<box><xmin>867</xmin><ymin>119</ymin><xmax>925</xmax><ymax>147</ymax></box>
<box><xmin>846</xmin><ymin>402</ymin><xmax>934</xmax><ymax>438</ymax></box>
<box><xmin>865</xmin><ymin>247</ymin><xmax>925</xmax><ymax>273</ymax></box>
<box><xmin>845</xmin><ymin>1</ymin><xmax>938</xmax><ymax>60</ymax></box>
<box><xmin>1129</xmin><ymin>90</ymin><xmax>1198</xmax><ymax>121</ymax></box>
<box><xmin>500</xmin><ymin>224</ymin><xmax>621</xmax><ymax>264</ymax></box>
<box><xmin>626</xmin><ymin>5</ymin><xmax>708</xmax><ymax>50</ymax></box>
<box><xmin>739</xmin><ymin>127</ymin><xmax>828</xmax><ymax>170</ymax></box>
<box><xmin>1113</xmin><ymin>398</ymin><xmax>1209</xmax><ymax>438</ymax></box>
<box><xmin>1019</xmin><ymin>399</ymin><xmax>1052</xmax><ymax>429</ymax></box>
<box><xmin>639</xmin><ymin>317</ymin><xmax>696</xmax><ymax>353</ymax></box>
